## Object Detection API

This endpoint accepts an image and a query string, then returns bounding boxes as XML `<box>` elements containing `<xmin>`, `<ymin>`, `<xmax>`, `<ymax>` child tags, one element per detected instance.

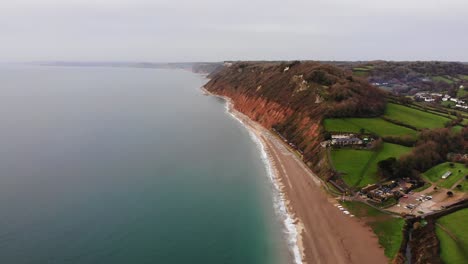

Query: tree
<box><xmin>447</xmin><ymin>191</ymin><xmax>454</xmax><ymax>197</ymax></box>
<box><xmin>377</xmin><ymin>157</ymin><xmax>398</xmax><ymax>178</ymax></box>
<box><xmin>456</xmin><ymin>184</ymin><xmax>462</xmax><ymax>190</ymax></box>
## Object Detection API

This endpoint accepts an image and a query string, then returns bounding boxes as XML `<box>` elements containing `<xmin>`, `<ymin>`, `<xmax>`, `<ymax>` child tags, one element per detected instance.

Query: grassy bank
<box><xmin>436</xmin><ymin>208</ymin><xmax>468</xmax><ymax>263</ymax></box>
<box><xmin>332</xmin><ymin>143</ymin><xmax>411</xmax><ymax>187</ymax></box>
<box><xmin>422</xmin><ymin>162</ymin><xmax>468</xmax><ymax>191</ymax></box>
<box><xmin>384</xmin><ymin>103</ymin><xmax>451</xmax><ymax>129</ymax></box>
<box><xmin>324</xmin><ymin>117</ymin><xmax>417</xmax><ymax>137</ymax></box>
<box><xmin>342</xmin><ymin>201</ymin><xmax>404</xmax><ymax>259</ymax></box>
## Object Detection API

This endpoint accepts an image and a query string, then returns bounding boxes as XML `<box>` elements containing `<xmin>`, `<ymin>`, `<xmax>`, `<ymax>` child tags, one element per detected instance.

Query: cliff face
<box><xmin>204</xmin><ymin>61</ymin><xmax>385</xmax><ymax>174</ymax></box>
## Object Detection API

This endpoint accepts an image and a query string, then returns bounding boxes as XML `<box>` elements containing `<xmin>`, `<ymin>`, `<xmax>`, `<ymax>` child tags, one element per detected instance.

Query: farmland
<box><xmin>436</xmin><ymin>208</ymin><xmax>468</xmax><ymax>264</ymax></box>
<box><xmin>323</xmin><ymin>117</ymin><xmax>418</xmax><ymax>137</ymax></box>
<box><xmin>332</xmin><ymin>143</ymin><xmax>412</xmax><ymax>187</ymax></box>
<box><xmin>341</xmin><ymin>201</ymin><xmax>405</xmax><ymax>259</ymax></box>
<box><xmin>432</xmin><ymin>75</ymin><xmax>454</xmax><ymax>84</ymax></box>
<box><xmin>384</xmin><ymin>103</ymin><xmax>451</xmax><ymax>129</ymax></box>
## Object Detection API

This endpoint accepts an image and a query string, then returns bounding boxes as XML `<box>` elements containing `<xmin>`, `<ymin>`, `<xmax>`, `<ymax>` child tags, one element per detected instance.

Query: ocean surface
<box><xmin>0</xmin><ymin>66</ymin><xmax>290</xmax><ymax>264</ymax></box>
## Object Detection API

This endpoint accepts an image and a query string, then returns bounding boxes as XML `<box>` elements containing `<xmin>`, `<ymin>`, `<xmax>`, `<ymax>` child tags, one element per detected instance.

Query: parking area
<box><xmin>388</xmin><ymin>187</ymin><xmax>467</xmax><ymax>215</ymax></box>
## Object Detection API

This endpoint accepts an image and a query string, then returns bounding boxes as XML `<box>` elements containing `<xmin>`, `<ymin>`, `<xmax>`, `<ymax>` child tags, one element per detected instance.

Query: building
<box><xmin>441</xmin><ymin>171</ymin><xmax>452</xmax><ymax>179</ymax></box>
<box><xmin>331</xmin><ymin>137</ymin><xmax>363</xmax><ymax>146</ymax></box>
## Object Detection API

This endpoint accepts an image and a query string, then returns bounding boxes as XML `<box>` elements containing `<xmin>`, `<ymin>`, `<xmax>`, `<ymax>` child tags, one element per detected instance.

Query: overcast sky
<box><xmin>1</xmin><ymin>0</ymin><xmax>467</xmax><ymax>62</ymax></box>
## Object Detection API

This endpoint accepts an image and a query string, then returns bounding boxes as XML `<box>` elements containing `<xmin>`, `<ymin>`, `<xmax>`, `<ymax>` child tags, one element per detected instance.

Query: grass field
<box><xmin>384</xmin><ymin>103</ymin><xmax>451</xmax><ymax>129</ymax></box>
<box><xmin>341</xmin><ymin>201</ymin><xmax>404</xmax><ymax>259</ymax></box>
<box><xmin>457</xmin><ymin>87</ymin><xmax>468</xmax><ymax>97</ymax></box>
<box><xmin>359</xmin><ymin>143</ymin><xmax>412</xmax><ymax>187</ymax></box>
<box><xmin>323</xmin><ymin>118</ymin><xmax>418</xmax><ymax>137</ymax></box>
<box><xmin>353</xmin><ymin>67</ymin><xmax>370</xmax><ymax>71</ymax></box>
<box><xmin>460</xmin><ymin>74</ymin><xmax>468</xmax><ymax>80</ymax></box>
<box><xmin>332</xmin><ymin>143</ymin><xmax>412</xmax><ymax>187</ymax></box>
<box><xmin>432</xmin><ymin>76</ymin><xmax>454</xmax><ymax>84</ymax></box>
<box><xmin>436</xmin><ymin>208</ymin><xmax>468</xmax><ymax>264</ymax></box>
<box><xmin>353</xmin><ymin>70</ymin><xmax>369</xmax><ymax>77</ymax></box>
<box><xmin>441</xmin><ymin>100</ymin><xmax>456</xmax><ymax>107</ymax></box>
<box><xmin>332</xmin><ymin>149</ymin><xmax>374</xmax><ymax>186</ymax></box>
<box><xmin>422</xmin><ymin>162</ymin><xmax>468</xmax><ymax>190</ymax></box>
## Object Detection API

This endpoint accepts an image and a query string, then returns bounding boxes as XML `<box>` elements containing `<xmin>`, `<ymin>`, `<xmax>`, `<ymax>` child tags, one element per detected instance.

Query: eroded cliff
<box><xmin>204</xmin><ymin>61</ymin><xmax>385</xmax><ymax>176</ymax></box>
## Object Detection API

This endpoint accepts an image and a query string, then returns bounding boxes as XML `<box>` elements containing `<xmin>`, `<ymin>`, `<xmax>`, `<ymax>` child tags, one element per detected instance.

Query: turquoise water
<box><xmin>0</xmin><ymin>66</ymin><xmax>289</xmax><ymax>263</ymax></box>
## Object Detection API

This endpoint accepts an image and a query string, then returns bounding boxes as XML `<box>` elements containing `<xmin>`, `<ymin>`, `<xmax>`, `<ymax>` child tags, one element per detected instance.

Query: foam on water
<box><xmin>222</xmin><ymin>100</ymin><xmax>303</xmax><ymax>264</ymax></box>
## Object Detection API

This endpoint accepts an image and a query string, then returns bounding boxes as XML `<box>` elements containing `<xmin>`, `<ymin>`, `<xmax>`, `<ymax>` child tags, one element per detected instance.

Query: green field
<box><xmin>353</xmin><ymin>70</ymin><xmax>369</xmax><ymax>77</ymax></box>
<box><xmin>422</xmin><ymin>162</ymin><xmax>468</xmax><ymax>190</ymax></box>
<box><xmin>332</xmin><ymin>149</ymin><xmax>374</xmax><ymax>187</ymax></box>
<box><xmin>436</xmin><ymin>208</ymin><xmax>468</xmax><ymax>264</ymax></box>
<box><xmin>460</xmin><ymin>74</ymin><xmax>468</xmax><ymax>80</ymax></box>
<box><xmin>441</xmin><ymin>100</ymin><xmax>456</xmax><ymax>107</ymax></box>
<box><xmin>332</xmin><ymin>143</ymin><xmax>412</xmax><ymax>187</ymax></box>
<box><xmin>384</xmin><ymin>103</ymin><xmax>451</xmax><ymax>129</ymax></box>
<box><xmin>458</xmin><ymin>87</ymin><xmax>468</xmax><ymax>97</ymax></box>
<box><xmin>323</xmin><ymin>118</ymin><xmax>418</xmax><ymax>137</ymax></box>
<box><xmin>353</xmin><ymin>67</ymin><xmax>370</xmax><ymax>71</ymax></box>
<box><xmin>342</xmin><ymin>201</ymin><xmax>404</xmax><ymax>259</ymax></box>
<box><xmin>432</xmin><ymin>76</ymin><xmax>454</xmax><ymax>84</ymax></box>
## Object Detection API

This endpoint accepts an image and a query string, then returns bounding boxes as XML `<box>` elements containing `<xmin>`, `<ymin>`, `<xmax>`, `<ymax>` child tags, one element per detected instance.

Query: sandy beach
<box><xmin>204</xmin><ymin>88</ymin><xmax>388</xmax><ymax>264</ymax></box>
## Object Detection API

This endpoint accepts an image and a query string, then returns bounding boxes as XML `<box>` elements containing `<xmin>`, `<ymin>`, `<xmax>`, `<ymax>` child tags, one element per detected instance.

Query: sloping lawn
<box><xmin>422</xmin><ymin>162</ymin><xmax>468</xmax><ymax>190</ymax></box>
<box><xmin>331</xmin><ymin>143</ymin><xmax>412</xmax><ymax>188</ymax></box>
<box><xmin>323</xmin><ymin>117</ymin><xmax>418</xmax><ymax>137</ymax></box>
<box><xmin>436</xmin><ymin>208</ymin><xmax>468</xmax><ymax>264</ymax></box>
<box><xmin>358</xmin><ymin>143</ymin><xmax>412</xmax><ymax>187</ymax></box>
<box><xmin>384</xmin><ymin>103</ymin><xmax>451</xmax><ymax>129</ymax></box>
<box><xmin>342</xmin><ymin>201</ymin><xmax>405</xmax><ymax>260</ymax></box>
<box><xmin>331</xmin><ymin>149</ymin><xmax>374</xmax><ymax>187</ymax></box>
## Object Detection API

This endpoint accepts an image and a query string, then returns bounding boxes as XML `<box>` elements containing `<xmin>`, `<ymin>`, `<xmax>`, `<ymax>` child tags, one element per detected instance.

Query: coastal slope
<box><xmin>204</xmin><ymin>61</ymin><xmax>385</xmax><ymax>175</ymax></box>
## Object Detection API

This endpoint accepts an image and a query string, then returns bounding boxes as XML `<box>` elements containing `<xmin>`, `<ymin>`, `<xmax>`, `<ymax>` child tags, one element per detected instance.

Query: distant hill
<box><xmin>337</xmin><ymin>61</ymin><xmax>468</xmax><ymax>97</ymax></box>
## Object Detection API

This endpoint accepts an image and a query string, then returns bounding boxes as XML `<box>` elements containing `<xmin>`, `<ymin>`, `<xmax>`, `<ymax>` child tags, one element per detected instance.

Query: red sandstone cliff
<box><xmin>204</xmin><ymin>61</ymin><xmax>385</xmax><ymax>176</ymax></box>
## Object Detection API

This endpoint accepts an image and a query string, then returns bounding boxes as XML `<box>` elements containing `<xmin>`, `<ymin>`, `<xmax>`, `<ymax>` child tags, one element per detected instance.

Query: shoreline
<box><xmin>202</xmin><ymin>87</ymin><xmax>388</xmax><ymax>264</ymax></box>
<box><xmin>202</xmin><ymin>87</ymin><xmax>304</xmax><ymax>264</ymax></box>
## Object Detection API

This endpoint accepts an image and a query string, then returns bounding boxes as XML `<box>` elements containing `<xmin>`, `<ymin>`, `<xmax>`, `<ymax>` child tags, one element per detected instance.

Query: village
<box><xmin>414</xmin><ymin>90</ymin><xmax>468</xmax><ymax>110</ymax></box>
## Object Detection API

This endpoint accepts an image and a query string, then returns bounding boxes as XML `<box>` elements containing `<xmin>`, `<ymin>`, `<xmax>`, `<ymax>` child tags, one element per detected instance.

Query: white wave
<box><xmin>222</xmin><ymin>100</ymin><xmax>303</xmax><ymax>264</ymax></box>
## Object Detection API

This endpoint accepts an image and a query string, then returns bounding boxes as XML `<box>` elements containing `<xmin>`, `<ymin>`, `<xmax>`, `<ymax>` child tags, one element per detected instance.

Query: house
<box><xmin>456</xmin><ymin>104</ymin><xmax>468</xmax><ymax>109</ymax></box>
<box><xmin>425</xmin><ymin>98</ymin><xmax>435</xmax><ymax>102</ymax></box>
<box><xmin>331</xmin><ymin>137</ymin><xmax>363</xmax><ymax>146</ymax></box>
<box><xmin>442</xmin><ymin>97</ymin><xmax>448</xmax><ymax>101</ymax></box>
<box><xmin>332</xmin><ymin>134</ymin><xmax>353</xmax><ymax>139</ymax></box>
<box><xmin>441</xmin><ymin>171</ymin><xmax>452</xmax><ymax>179</ymax></box>
<box><xmin>450</xmin><ymin>98</ymin><xmax>458</xmax><ymax>102</ymax></box>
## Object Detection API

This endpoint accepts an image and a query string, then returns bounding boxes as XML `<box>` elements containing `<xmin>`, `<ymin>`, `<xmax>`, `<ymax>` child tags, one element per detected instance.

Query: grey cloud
<box><xmin>1</xmin><ymin>0</ymin><xmax>467</xmax><ymax>62</ymax></box>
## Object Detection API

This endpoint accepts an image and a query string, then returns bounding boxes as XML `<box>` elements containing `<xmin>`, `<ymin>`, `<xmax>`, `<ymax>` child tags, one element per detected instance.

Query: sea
<box><xmin>0</xmin><ymin>65</ymin><xmax>291</xmax><ymax>264</ymax></box>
